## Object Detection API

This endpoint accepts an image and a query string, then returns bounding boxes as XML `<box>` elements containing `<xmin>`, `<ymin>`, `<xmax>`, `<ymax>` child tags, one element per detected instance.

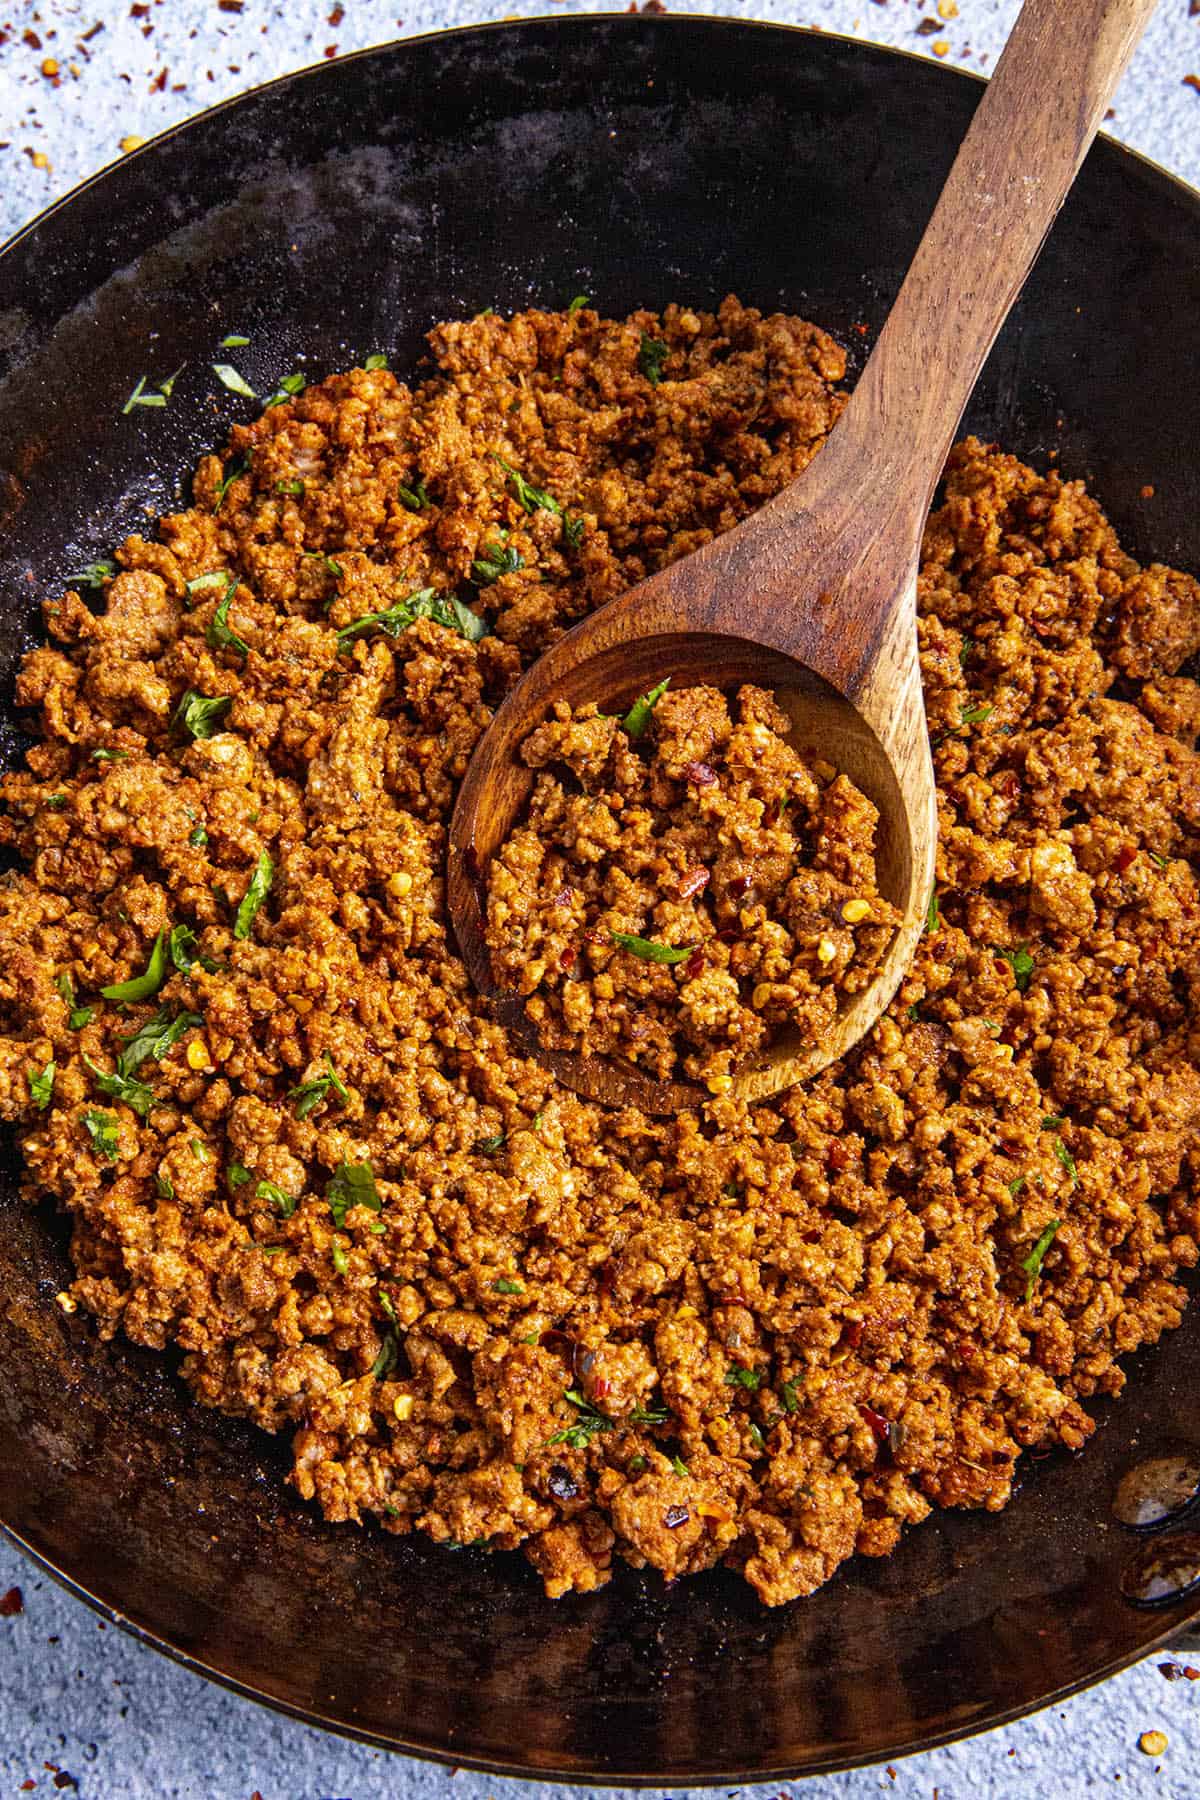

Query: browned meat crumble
<box><xmin>485</xmin><ymin>684</ymin><xmax>898</xmax><ymax>1084</ymax></box>
<box><xmin>2</xmin><ymin>296</ymin><xmax>1200</xmax><ymax>1606</ymax></box>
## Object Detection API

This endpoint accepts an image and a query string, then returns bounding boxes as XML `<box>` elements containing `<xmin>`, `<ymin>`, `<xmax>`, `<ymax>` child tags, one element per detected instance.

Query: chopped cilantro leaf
<box><xmin>363</xmin><ymin>353</ymin><xmax>389</xmax><ymax>371</ymax></box>
<box><xmin>327</xmin><ymin>1161</ymin><xmax>381</xmax><ymax>1227</ymax></box>
<box><xmin>206</xmin><ymin>578</ymin><xmax>250</xmax><ymax>657</ymax></box>
<box><xmin>472</xmin><ymin>540</ymin><xmax>523</xmax><ymax>585</ymax></box>
<box><xmin>122</xmin><ymin>375</ymin><xmax>166</xmax><ymax>414</ymax></box>
<box><xmin>28</xmin><ymin>1061</ymin><xmax>55</xmax><ymax>1110</ymax></box>
<box><xmin>724</xmin><ymin>1365</ymin><xmax>762</xmax><ymax>1391</ymax></box>
<box><xmin>287</xmin><ymin>1052</ymin><xmax>350</xmax><ymax>1120</ymax></box>
<box><xmin>227</xmin><ymin>1163</ymin><xmax>252</xmax><ymax>1188</ymax></box>
<box><xmin>233</xmin><ymin>850</ymin><xmax>274</xmax><ymax>941</ymax></box>
<box><xmin>83</xmin><ymin>1108</ymin><xmax>120</xmax><ymax>1162</ymax></box>
<box><xmin>257</xmin><ymin>1179</ymin><xmax>295</xmax><ymax>1218</ymax></box>
<box><xmin>371</xmin><ymin>1332</ymin><xmax>399</xmax><ymax>1377</ymax></box>
<box><xmin>172</xmin><ymin>690</ymin><xmax>232</xmax><ymax>740</ymax></box>
<box><xmin>493</xmin><ymin>1277</ymin><xmax>523</xmax><ymax>1294</ymax></box>
<box><xmin>101</xmin><ymin>929</ymin><xmax>169</xmax><ymax>1003</ymax></box>
<box><xmin>621</xmin><ymin>678</ymin><xmax>670</xmax><ymax>739</ymax></box>
<box><xmin>996</xmin><ymin>944</ymin><xmax>1034</xmax><ymax>991</ymax></box>
<box><xmin>638</xmin><ymin>334</ymin><xmax>669</xmax><ymax>386</ymax></box>
<box><xmin>1021</xmin><ymin>1219</ymin><xmax>1061</xmax><ymax>1299</ymax></box>
<box><xmin>83</xmin><ymin>1056</ymin><xmax>155</xmax><ymax>1117</ymax></box>
<box><xmin>610</xmin><ymin>930</ymin><xmax>693</xmax><ymax>965</ymax></box>
<box><xmin>212</xmin><ymin>363</ymin><xmax>257</xmax><ymax>399</ymax></box>
<box><xmin>117</xmin><ymin>1005</ymin><xmax>202</xmax><ymax>1075</ymax></box>
<box><xmin>70</xmin><ymin>561</ymin><xmax>117</xmax><ymax>589</ymax></box>
<box><xmin>493</xmin><ymin>455</ymin><xmax>563</xmax><ymax>518</ymax></box>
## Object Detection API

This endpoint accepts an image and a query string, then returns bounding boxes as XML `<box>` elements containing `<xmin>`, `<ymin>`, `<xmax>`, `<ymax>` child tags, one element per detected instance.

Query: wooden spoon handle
<box><xmin>735</xmin><ymin>0</ymin><xmax>1158</xmax><ymax>701</ymax></box>
<box><xmin>825</xmin><ymin>0</ymin><xmax>1159</xmax><ymax>532</ymax></box>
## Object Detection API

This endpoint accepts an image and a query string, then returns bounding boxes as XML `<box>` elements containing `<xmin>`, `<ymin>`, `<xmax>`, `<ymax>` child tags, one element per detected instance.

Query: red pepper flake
<box><xmin>52</xmin><ymin>1777</ymin><xmax>78</xmax><ymax>1794</ymax></box>
<box><xmin>842</xmin><ymin>1320</ymin><xmax>863</xmax><ymax>1350</ymax></box>
<box><xmin>23</xmin><ymin>28</ymin><xmax>43</xmax><ymax>47</ymax></box>
<box><xmin>826</xmin><ymin>1141</ymin><xmax>849</xmax><ymax>1172</ymax></box>
<box><xmin>683</xmin><ymin>760</ymin><xmax>717</xmax><ymax>787</ymax></box>
<box><xmin>1115</xmin><ymin>843</ymin><xmax>1137</xmax><ymax>874</ymax></box>
<box><xmin>663</xmin><ymin>1504</ymin><xmax>690</xmax><ymax>1528</ymax></box>
<box><xmin>0</xmin><ymin>1586</ymin><xmax>23</xmax><ymax>1616</ymax></box>
<box><xmin>129</xmin><ymin>2</ymin><xmax>149</xmax><ymax>14</ymax></box>
<box><xmin>727</xmin><ymin>873</ymin><xmax>752</xmax><ymax>899</ymax></box>
<box><xmin>583</xmin><ymin>927</ymin><xmax>607</xmax><ymax>945</ymax></box>
<box><xmin>328</xmin><ymin>2</ymin><xmax>345</xmax><ymax>19</ymax></box>
<box><xmin>1160</xmin><ymin>1662</ymin><xmax>1184</xmax><ymax>1681</ymax></box>
<box><xmin>682</xmin><ymin>947</ymin><xmax>706</xmax><ymax>980</ymax></box>
<box><xmin>859</xmin><ymin>1403</ymin><xmax>890</xmax><ymax>1444</ymax></box>
<box><xmin>324</xmin><ymin>43</ymin><xmax>338</xmax><ymax>57</ymax></box>
<box><xmin>151</xmin><ymin>66</ymin><xmax>168</xmax><ymax>91</ymax></box>
<box><xmin>591</xmin><ymin>1376</ymin><xmax>612</xmax><ymax>1399</ymax></box>
<box><xmin>1185</xmin><ymin>1666</ymin><xmax>1200</xmax><ymax>1680</ymax></box>
<box><xmin>20</xmin><ymin>1783</ymin><xmax>35</xmax><ymax>1793</ymax></box>
<box><xmin>1184</xmin><ymin>74</ymin><xmax>1200</xmax><ymax>95</ymax></box>
<box><xmin>216</xmin><ymin>0</ymin><xmax>244</xmax><ymax>9</ymax></box>
<box><xmin>676</xmin><ymin>865</ymin><xmax>710</xmax><ymax>902</ymax></box>
<box><xmin>559</xmin><ymin>945</ymin><xmax>577</xmax><ymax>971</ymax></box>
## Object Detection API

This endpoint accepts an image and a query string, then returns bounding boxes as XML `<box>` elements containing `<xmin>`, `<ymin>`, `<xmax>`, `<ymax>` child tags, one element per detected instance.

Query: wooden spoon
<box><xmin>447</xmin><ymin>0</ymin><xmax>1157</xmax><ymax>1115</ymax></box>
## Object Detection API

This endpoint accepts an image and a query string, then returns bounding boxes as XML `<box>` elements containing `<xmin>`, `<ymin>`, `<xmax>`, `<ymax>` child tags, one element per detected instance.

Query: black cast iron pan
<box><xmin>2</xmin><ymin>17</ymin><xmax>1200</xmax><ymax>1782</ymax></box>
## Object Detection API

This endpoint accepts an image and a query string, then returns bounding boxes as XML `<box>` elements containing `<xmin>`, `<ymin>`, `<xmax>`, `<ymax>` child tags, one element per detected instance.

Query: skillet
<box><xmin>2</xmin><ymin>16</ymin><xmax>1200</xmax><ymax>1783</ymax></box>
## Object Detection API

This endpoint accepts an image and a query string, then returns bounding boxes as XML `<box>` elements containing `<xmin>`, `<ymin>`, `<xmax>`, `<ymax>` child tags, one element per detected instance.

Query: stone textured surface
<box><xmin>2</xmin><ymin>1</ymin><xmax>1200</xmax><ymax>1795</ymax></box>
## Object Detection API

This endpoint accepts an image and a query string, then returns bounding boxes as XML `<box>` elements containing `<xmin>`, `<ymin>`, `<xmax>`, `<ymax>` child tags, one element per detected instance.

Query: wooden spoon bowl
<box><xmin>448</xmin><ymin>0</ymin><xmax>1157</xmax><ymax>1114</ymax></box>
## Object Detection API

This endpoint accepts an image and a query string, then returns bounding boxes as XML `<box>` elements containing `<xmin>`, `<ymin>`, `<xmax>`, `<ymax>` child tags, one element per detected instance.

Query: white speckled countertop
<box><xmin>2</xmin><ymin>2</ymin><xmax>1200</xmax><ymax>1796</ymax></box>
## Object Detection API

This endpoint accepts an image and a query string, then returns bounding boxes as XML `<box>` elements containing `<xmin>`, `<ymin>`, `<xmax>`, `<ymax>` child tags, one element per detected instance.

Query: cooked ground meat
<box><xmin>485</xmin><ymin>684</ymin><xmax>899</xmax><ymax>1084</ymax></box>
<box><xmin>3</xmin><ymin>297</ymin><xmax>1200</xmax><ymax>1608</ymax></box>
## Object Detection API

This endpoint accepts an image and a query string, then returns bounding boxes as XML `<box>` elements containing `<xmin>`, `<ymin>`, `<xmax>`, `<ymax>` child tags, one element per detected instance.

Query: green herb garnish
<box><xmin>959</xmin><ymin>703</ymin><xmax>994</xmax><ymax>726</ymax></box>
<box><xmin>28</xmin><ymin>1061</ymin><xmax>55</xmax><ymax>1110</ymax></box>
<box><xmin>748</xmin><ymin>1421</ymin><xmax>766</xmax><ymax>1450</ymax></box>
<box><xmin>287</xmin><ymin>1052</ymin><xmax>350</xmax><ymax>1120</ymax></box>
<box><xmin>397</xmin><ymin>479</ymin><xmax>430</xmax><ymax>511</ymax></box>
<box><xmin>206</xmin><ymin>578</ymin><xmax>250</xmax><ymax>657</ymax></box>
<box><xmin>336</xmin><ymin>587</ymin><xmax>486</xmax><ymax>649</ymax></box>
<box><xmin>275</xmin><ymin>478</ymin><xmax>305</xmax><ymax>498</ymax></box>
<box><xmin>70</xmin><ymin>561</ymin><xmax>117</xmax><ymax>588</ymax></box>
<box><xmin>189</xmin><ymin>825</ymin><xmax>208</xmax><ymax>847</ymax></box>
<box><xmin>493</xmin><ymin>455</ymin><xmax>563</xmax><ymax>518</ymax></box>
<box><xmin>1007</xmin><ymin>1175</ymin><xmax>1026</xmax><ymax>1197</ymax></box>
<box><xmin>1041</xmin><ymin>1114</ymin><xmax>1065</xmax><ymax>1129</ymax></box>
<box><xmin>543</xmin><ymin>1388</ymin><xmax>616</xmax><ymax>1451</ymax></box>
<box><xmin>1021</xmin><ymin>1220</ymin><xmax>1061</xmax><ymax>1300</ymax></box>
<box><xmin>220</xmin><ymin>334</ymin><xmax>250</xmax><ymax>348</ymax></box>
<box><xmin>227</xmin><ymin>1163</ymin><xmax>252</xmax><ymax>1188</ymax></box>
<box><xmin>100</xmin><ymin>928</ymin><xmax>169</xmax><ymax>1003</ymax></box>
<box><xmin>780</xmin><ymin>1380</ymin><xmax>801</xmax><ymax>1413</ymax></box>
<box><xmin>1149</xmin><ymin>849</ymin><xmax>1170</xmax><ymax>869</ymax></box>
<box><xmin>610</xmin><ymin>931</ymin><xmax>694</xmax><ymax>965</ymax></box>
<box><xmin>562</xmin><ymin>513</ymin><xmax>585</xmax><ymax>551</ymax></box>
<box><xmin>83</xmin><ymin>1108</ymin><xmax>120</xmax><ymax>1162</ymax></box>
<box><xmin>638</xmin><ymin>334</ymin><xmax>669</xmax><ymax>386</ymax></box>
<box><xmin>212</xmin><ymin>363</ymin><xmax>257</xmax><ymax>400</ymax></box>
<box><xmin>172</xmin><ymin>690</ymin><xmax>232</xmax><ymax>740</ymax></box>
<box><xmin>168</xmin><ymin>922</ymin><xmax>217</xmax><ymax>975</ymax></box>
<box><xmin>122</xmin><ymin>376</ymin><xmax>166</xmax><ymax>414</ymax></box>
<box><xmin>213</xmin><ymin>455</ymin><xmax>248</xmax><ymax>512</ymax></box>
<box><xmin>91</xmin><ymin>748</ymin><xmax>128</xmax><ymax>763</ymax></box>
<box><xmin>55</xmin><ymin>973</ymin><xmax>93</xmax><ymax>1030</ymax></box>
<box><xmin>327</xmin><ymin>1160</ymin><xmax>381</xmax><ymax>1227</ymax></box>
<box><xmin>264</xmin><ymin>372</ymin><xmax>305</xmax><ymax>409</ymax></box>
<box><xmin>996</xmin><ymin>944</ymin><xmax>1034</xmax><ymax>992</ymax></box>
<box><xmin>158</xmin><ymin>365</ymin><xmax>185</xmax><ymax>399</ymax></box>
<box><xmin>724</xmin><ymin>1365</ymin><xmax>762</xmax><ymax>1391</ymax></box>
<box><xmin>629</xmin><ymin>1404</ymin><xmax>668</xmax><ymax>1426</ymax></box>
<box><xmin>155</xmin><ymin>1172</ymin><xmax>175</xmax><ymax>1199</ymax></box>
<box><xmin>925</xmin><ymin>887</ymin><xmax>940</xmax><ymax>934</ymax></box>
<box><xmin>670</xmin><ymin>1454</ymin><xmax>689</xmax><ymax>1479</ymax></box>
<box><xmin>371</xmin><ymin>1332</ymin><xmax>399</xmax><ymax>1378</ymax></box>
<box><xmin>493</xmin><ymin>1277</ymin><xmax>523</xmax><ymax>1295</ymax></box>
<box><xmin>257</xmin><ymin>1179</ymin><xmax>296</xmax><ymax>1218</ymax></box>
<box><xmin>567</xmin><ymin>294</ymin><xmax>590</xmax><ymax>315</ymax></box>
<box><xmin>83</xmin><ymin>1056</ymin><xmax>155</xmax><ymax>1117</ymax></box>
<box><xmin>117</xmin><ymin>1005</ymin><xmax>202</xmax><ymax>1075</ymax></box>
<box><xmin>621</xmin><ymin>677</ymin><xmax>669</xmax><ymax>739</ymax></box>
<box><xmin>364</xmin><ymin>353</ymin><xmax>389</xmax><ymax>371</ymax></box>
<box><xmin>332</xmin><ymin>1243</ymin><xmax>349</xmax><ymax>1276</ymax></box>
<box><xmin>233</xmin><ymin>850</ymin><xmax>274</xmax><ymax>941</ymax></box>
<box><xmin>472</xmin><ymin>541</ymin><xmax>523</xmax><ymax>585</ymax></box>
<box><xmin>475</xmin><ymin>1133</ymin><xmax>506</xmax><ymax>1155</ymax></box>
<box><xmin>1053</xmin><ymin>1138</ymin><xmax>1078</xmax><ymax>1185</ymax></box>
<box><xmin>186</xmin><ymin>571</ymin><xmax>229</xmax><ymax>599</ymax></box>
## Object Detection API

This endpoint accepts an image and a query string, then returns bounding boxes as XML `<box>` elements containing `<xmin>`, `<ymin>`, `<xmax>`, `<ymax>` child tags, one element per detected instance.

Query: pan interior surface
<box><xmin>1</xmin><ymin>17</ymin><xmax>1199</xmax><ymax>1781</ymax></box>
